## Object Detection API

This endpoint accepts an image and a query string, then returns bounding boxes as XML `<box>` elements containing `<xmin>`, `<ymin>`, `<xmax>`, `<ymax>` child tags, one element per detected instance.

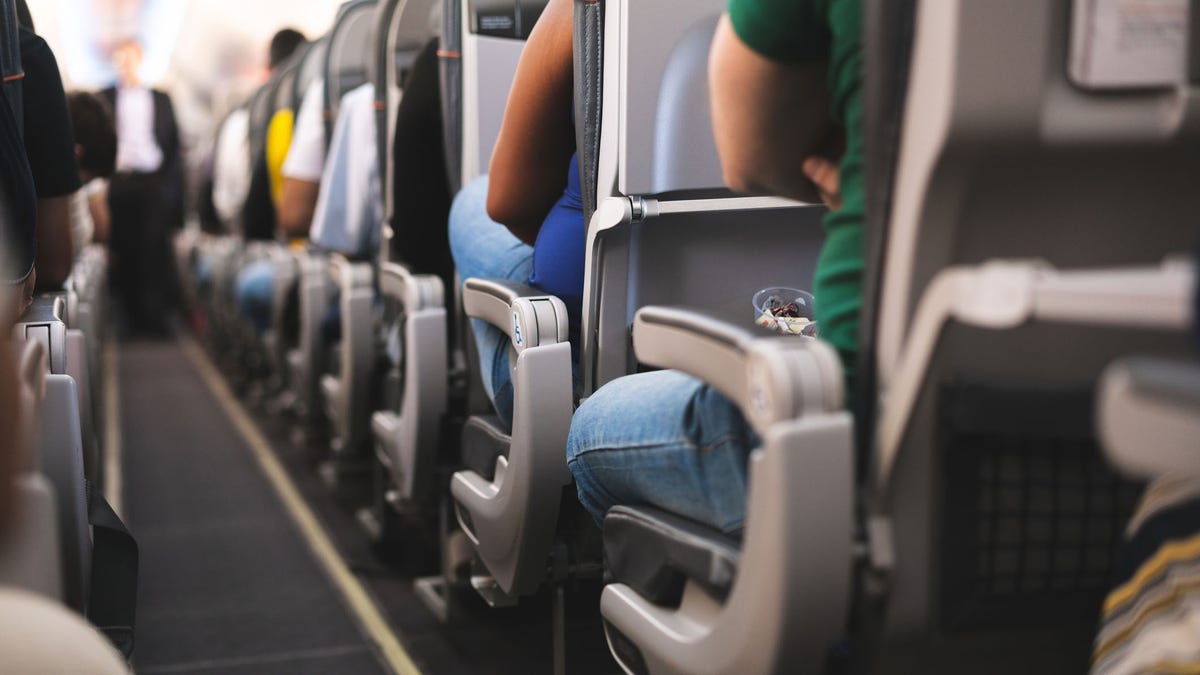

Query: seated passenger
<box><xmin>448</xmin><ymin>0</ymin><xmax>582</xmax><ymax>424</ymax></box>
<box><xmin>234</xmin><ymin>28</ymin><xmax>309</xmax><ymax>335</ymax></box>
<box><xmin>565</xmin><ymin>0</ymin><xmax>859</xmax><ymax>532</ymax></box>
<box><xmin>0</xmin><ymin>89</ymin><xmax>38</xmax><ymax>327</ymax></box>
<box><xmin>1093</xmin><ymin>268</ymin><xmax>1200</xmax><ymax>673</ymax></box>
<box><xmin>19</xmin><ymin>21</ymin><xmax>82</xmax><ymax>291</ymax></box>
<box><xmin>66</xmin><ymin>91</ymin><xmax>118</xmax><ymax>249</ymax></box>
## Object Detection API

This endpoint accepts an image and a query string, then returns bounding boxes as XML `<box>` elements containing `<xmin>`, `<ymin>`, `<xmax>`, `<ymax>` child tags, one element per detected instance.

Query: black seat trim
<box><xmin>603</xmin><ymin>505</ymin><xmax>741</xmax><ymax>605</ymax></box>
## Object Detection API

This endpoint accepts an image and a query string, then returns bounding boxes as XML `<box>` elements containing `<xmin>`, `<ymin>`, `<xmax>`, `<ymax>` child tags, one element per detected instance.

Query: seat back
<box><xmin>246</xmin><ymin>81</ymin><xmax>276</xmax><ymax>171</ymax></box>
<box><xmin>438</xmin><ymin>0</ymin><xmax>462</xmax><ymax>192</ymax></box>
<box><xmin>575</xmin><ymin>0</ymin><xmax>826</xmax><ymax>394</ymax></box>
<box><xmin>14</xmin><ymin>297</ymin><xmax>90</xmax><ymax>611</ymax></box>
<box><xmin>459</xmin><ymin>0</ymin><xmax>545</xmax><ymax>184</ymax></box>
<box><xmin>324</xmin><ymin>0</ymin><xmax>378</xmax><ymax>151</ymax></box>
<box><xmin>295</xmin><ymin>37</ymin><xmax>328</xmax><ymax>113</ymax></box>
<box><xmin>877</xmin><ymin>0</ymin><xmax>1200</xmax><ymax>382</ymax></box>
<box><xmin>867</xmin><ymin>2</ymin><xmax>1200</xmax><ymax>668</ymax></box>
<box><xmin>375</xmin><ymin>0</ymin><xmax>440</xmax><ymax>244</ymax></box>
<box><xmin>271</xmin><ymin>59</ymin><xmax>301</xmax><ymax>115</ymax></box>
<box><xmin>373</xmin><ymin>0</ymin><xmax>404</xmax><ymax>216</ymax></box>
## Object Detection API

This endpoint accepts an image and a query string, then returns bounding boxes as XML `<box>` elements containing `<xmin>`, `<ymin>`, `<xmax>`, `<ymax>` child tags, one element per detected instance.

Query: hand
<box><xmin>802</xmin><ymin>156</ymin><xmax>842</xmax><ymax>211</ymax></box>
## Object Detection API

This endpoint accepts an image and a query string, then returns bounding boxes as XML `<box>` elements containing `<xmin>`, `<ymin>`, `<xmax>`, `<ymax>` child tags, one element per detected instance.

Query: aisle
<box><xmin>117</xmin><ymin>339</ymin><xmax>389</xmax><ymax>675</ymax></box>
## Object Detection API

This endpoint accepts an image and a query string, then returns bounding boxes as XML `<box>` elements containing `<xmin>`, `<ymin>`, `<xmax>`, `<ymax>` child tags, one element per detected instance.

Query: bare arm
<box><xmin>709</xmin><ymin>14</ymin><xmax>833</xmax><ymax>202</ymax></box>
<box><xmin>278</xmin><ymin>177</ymin><xmax>320</xmax><ymax>239</ymax></box>
<box><xmin>486</xmin><ymin>0</ymin><xmax>576</xmax><ymax>245</ymax></box>
<box><xmin>88</xmin><ymin>186</ymin><xmax>111</xmax><ymax>243</ymax></box>
<box><xmin>34</xmin><ymin>196</ymin><xmax>74</xmax><ymax>289</ymax></box>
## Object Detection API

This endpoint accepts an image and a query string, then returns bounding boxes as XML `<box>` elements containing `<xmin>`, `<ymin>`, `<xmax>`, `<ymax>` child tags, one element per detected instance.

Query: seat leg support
<box><xmin>553</xmin><ymin>584</ymin><xmax>566</xmax><ymax>675</ymax></box>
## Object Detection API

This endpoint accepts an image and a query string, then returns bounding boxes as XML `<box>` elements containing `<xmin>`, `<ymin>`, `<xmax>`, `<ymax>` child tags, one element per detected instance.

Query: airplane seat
<box><xmin>596</xmin><ymin>1</ymin><xmax>1200</xmax><ymax>673</ymax></box>
<box><xmin>864</xmin><ymin>2</ymin><xmax>1197</xmax><ymax>670</ymax></box>
<box><xmin>288</xmin><ymin>0</ymin><xmax>378</xmax><ymax>451</ymax></box>
<box><xmin>438</xmin><ymin>0</ymin><xmax>462</xmax><ymax>193</ymax></box>
<box><xmin>14</xmin><ymin>296</ymin><xmax>139</xmax><ymax>656</ymax></box>
<box><xmin>14</xmin><ymin>296</ymin><xmax>91</xmax><ymax>611</ymax></box>
<box><xmin>0</xmin><ymin>339</ymin><xmax>64</xmax><ymax>601</ymax></box>
<box><xmin>264</xmin><ymin>38</ymin><xmax>329</xmax><ymax>404</ymax></box>
<box><xmin>451</xmin><ymin>0</ymin><xmax>825</xmax><ymax>610</ymax></box>
<box><xmin>1098</xmin><ymin>356</ymin><xmax>1200</xmax><ymax>481</ymax></box>
<box><xmin>359</xmin><ymin>0</ymin><xmax>449</xmax><ymax>533</ymax></box>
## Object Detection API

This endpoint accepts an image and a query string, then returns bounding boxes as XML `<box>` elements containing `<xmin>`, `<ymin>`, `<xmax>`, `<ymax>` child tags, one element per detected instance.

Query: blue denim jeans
<box><xmin>235</xmin><ymin>259</ymin><xmax>275</xmax><ymax>335</ymax></box>
<box><xmin>567</xmin><ymin>370</ymin><xmax>757</xmax><ymax>533</ymax></box>
<box><xmin>449</xmin><ymin>176</ymin><xmax>534</xmax><ymax>425</ymax></box>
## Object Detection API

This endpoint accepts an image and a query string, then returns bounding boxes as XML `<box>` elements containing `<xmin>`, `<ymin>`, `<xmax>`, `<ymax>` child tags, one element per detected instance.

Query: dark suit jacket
<box><xmin>101</xmin><ymin>86</ymin><xmax>186</xmax><ymax>229</ymax></box>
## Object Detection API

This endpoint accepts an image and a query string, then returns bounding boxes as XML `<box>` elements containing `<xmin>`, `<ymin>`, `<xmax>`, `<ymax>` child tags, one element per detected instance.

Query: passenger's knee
<box><xmin>448</xmin><ymin>175</ymin><xmax>491</xmax><ymax>256</ymax></box>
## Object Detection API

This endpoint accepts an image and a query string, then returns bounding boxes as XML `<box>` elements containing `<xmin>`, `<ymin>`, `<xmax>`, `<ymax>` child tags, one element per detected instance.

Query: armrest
<box><xmin>13</xmin><ymin>296</ymin><xmax>67</xmax><ymax>374</ymax></box>
<box><xmin>1098</xmin><ymin>357</ymin><xmax>1200</xmax><ymax>479</ymax></box>
<box><xmin>462</xmin><ymin>278</ymin><xmax>569</xmax><ymax>351</ymax></box>
<box><xmin>379</xmin><ymin>261</ymin><xmax>445</xmax><ymax>313</ymax></box>
<box><xmin>633</xmin><ymin>306</ymin><xmax>844</xmax><ymax>434</ymax></box>
<box><xmin>327</xmin><ymin>253</ymin><xmax>374</xmax><ymax>289</ymax></box>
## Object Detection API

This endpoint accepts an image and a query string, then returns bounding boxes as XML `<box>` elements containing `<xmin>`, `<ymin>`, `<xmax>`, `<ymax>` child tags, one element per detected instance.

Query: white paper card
<box><xmin>1070</xmin><ymin>0</ymin><xmax>1189</xmax><ymax>89</ymax></box>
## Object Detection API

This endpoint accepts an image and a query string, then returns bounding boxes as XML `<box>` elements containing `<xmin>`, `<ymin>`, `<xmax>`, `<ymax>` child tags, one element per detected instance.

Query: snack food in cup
<box><xmin>752</xmin><ymin>287</ymin><xmax>818</xmax><ymax>337</ymax></box>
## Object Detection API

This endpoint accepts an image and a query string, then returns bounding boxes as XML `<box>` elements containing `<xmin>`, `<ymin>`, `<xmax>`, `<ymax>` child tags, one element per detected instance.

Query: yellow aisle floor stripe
<box><xmin>103</xmin><ymin>341</ymin><xmax>123</xmax><ymax>518</ymax></box>
<box><xmin>180</xmin><ymin>337</ymin><xmax>422</xmax><ymax>675</ymax></box>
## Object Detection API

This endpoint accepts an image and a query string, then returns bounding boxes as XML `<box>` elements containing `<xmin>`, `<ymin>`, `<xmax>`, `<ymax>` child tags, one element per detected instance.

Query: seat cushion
<box><xmin>460</xmin><ymin>414</ymin><xmax>511</xmax><ymax>481</ymax></box>
<box><xmin>603</xmin><ymin>505</ymin><xmax>741</xmax><ymax>605</ymax></box>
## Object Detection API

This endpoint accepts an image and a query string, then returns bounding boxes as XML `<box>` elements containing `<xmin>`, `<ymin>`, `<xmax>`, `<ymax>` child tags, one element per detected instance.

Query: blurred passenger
<box><xmin>276</xmin><ymin>67</ymin><xmax>326</xmax><ymax>239</ymax></box>
<box><xmin>0</xmin><ymin>90</ymin><xmax>37</xmax><ymax>327</ymax></box>
<box><xmin>565</xmin><ymin>0</ymin><xmax>860</xmax><ymax>532</ymax></box>
<box><xmin>66</xmin><ymin>91</ymin><xmax>118</xmax><ymax>249</ymax></box>
<box><xmin>391</xmin><ymin>38</ymin><xmax>454</xmax><ymax>306</ymax></box>
<box><xmin>211</xmin><ymin>106</ymin><xmax>252</xmax><ymax>231</ymax></box>
<box><xmin>265</xmin><ymin>28</ymin><xmax>307</xmax><ymax>205</ymax></box>
<box><xmin>18</xmin><ymin>19</ymin><xmax>81</xmax><ymax>291</ymax></box>
<box><xmin>234</xmin><ymin>28</ymin><xmax>308</xmax><ymax>335</ymax></box>
<box><xmin>448</xmin><ymin>0</ymin><xmax>582</xmax><ymax>424</ymax></box>
<box><xmin>103</xmin><ymin>40</ymin><xmax>185</xmax><ymax>336</ymax></box>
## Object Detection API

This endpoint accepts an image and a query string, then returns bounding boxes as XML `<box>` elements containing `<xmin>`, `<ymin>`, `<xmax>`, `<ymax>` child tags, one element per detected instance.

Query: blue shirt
<box><xmin>528</xmin><ymin>152</ymin><xmax>585</xmax><ymax>341</ymax></box>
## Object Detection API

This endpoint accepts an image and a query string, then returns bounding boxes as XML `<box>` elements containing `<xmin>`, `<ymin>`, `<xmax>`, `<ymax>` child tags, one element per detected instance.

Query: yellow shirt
<box><xmin>265</xmin><ymin>108</ymin><xmax>295</xmax><ymax>206</ymax></box>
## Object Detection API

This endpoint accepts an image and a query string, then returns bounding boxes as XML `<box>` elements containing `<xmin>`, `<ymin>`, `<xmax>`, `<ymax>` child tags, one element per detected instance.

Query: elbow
<box><xmin>720</xmin><ymin>159</ymin><xmax>772</xmax><ymax>197</ymax></box>
<box><xmin>484</xmin><ymin>189</ymin><xmax>516</xmax><ymax>229</ymax></box>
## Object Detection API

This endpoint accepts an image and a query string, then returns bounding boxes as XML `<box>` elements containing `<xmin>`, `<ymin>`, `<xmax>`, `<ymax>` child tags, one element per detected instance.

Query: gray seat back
<box><xmin>868</xmin><ymin>2</ymin><xmax>1200</xmax><ymax>668</ymax></box>
<box><xmin>295</xmin><ymin>37</ymin><xmax>328</xmax><ymax>113</ymax></box>
<box><xmin>324</xmin><ymin>0</ymin><xmax>378</xmax><ymax>151</ymax></box>
<box><xmin>438</xmin><ymin>0</ymin><xmax>462</xmax><ymax>192</ymax></box>
<box><xmin>459</xmin><ymin>0</ymin><xmax>545</xmax><ymax>184</ymax></box>
<box><xmin>375</xmin><ymin>0</ymin><xmax>440</xmax><ymax>238</ymax></box>
<box><xmin>877</xmin><ymin>1</ymin><xmax>1200</xmax><ymax>381</ymax></box>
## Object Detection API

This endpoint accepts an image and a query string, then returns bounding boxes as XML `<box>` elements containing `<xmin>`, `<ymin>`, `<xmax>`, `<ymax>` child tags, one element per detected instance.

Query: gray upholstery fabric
<box><xmin>573</xmin><ymin>0</ymin><xmax>603</xmax><ymax>225</ymax></box>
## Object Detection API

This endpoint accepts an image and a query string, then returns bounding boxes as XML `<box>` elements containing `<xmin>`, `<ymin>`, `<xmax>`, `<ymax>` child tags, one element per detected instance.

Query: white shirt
<box><xmin>309</xmin><ymin>83</ymin><xmax>382</xmax><ymax>258</ymax></box>
<box><xmin>211</xmin><ymin>107</ymin><xmax>251</xmax><ymax>226</ymax></box>
<box><xmin>282</xmin><ymin>78</ymin><xmax>326</xmax><ymax>183</ymax></box>
<box><xmin>114</xmin><ymin>86</ymin><xmax>164</xmax><ymax>173</ymax></box>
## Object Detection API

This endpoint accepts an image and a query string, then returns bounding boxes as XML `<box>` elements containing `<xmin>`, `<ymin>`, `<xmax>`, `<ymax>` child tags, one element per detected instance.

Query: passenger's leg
<box><xmin>234</xmin><ymin>259</ymin><xmax>275</xmax><ymax>335</ymax></box>
<box><xmin>448</xmin><ymin>175</ymin><xmax>534</xmax><ymax>424</ymax></box>
<box><xmin>567</xmin><ymin>370</ymin><xmax>757</xmax><ymax>533</ymax></box>
<box><xmin>132</xmin><ymin>174</ymin><xmax>173</xmax><ymax>334</ymax></box>
<box><xmin>106</xmin><ymin>173</ymin><xmax>144</xmax><ymax>332</ymax></box>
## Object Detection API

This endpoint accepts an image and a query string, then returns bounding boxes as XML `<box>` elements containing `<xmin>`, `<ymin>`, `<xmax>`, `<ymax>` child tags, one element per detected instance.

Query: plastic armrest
<box><xmin>462</xmin><ymin>278</ymin><xmax>569</xmax><ymax>349</ymax></box>
<box><xmin>1099</xmin><ymin>357</ymin><xmax>1200</xmax><ymax>479</ymax></box>
<box><xmin>633</xmin><ymin>306</ymin><xmax>844</xmax><ymax>433</ymax></box>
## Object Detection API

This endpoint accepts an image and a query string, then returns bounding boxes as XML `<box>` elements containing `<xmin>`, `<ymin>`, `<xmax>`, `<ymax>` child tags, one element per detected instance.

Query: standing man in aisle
<box><xmin>103</xmin><ymin>39</ymin><xmax>184</xmax><ymax>336</ymax></box>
